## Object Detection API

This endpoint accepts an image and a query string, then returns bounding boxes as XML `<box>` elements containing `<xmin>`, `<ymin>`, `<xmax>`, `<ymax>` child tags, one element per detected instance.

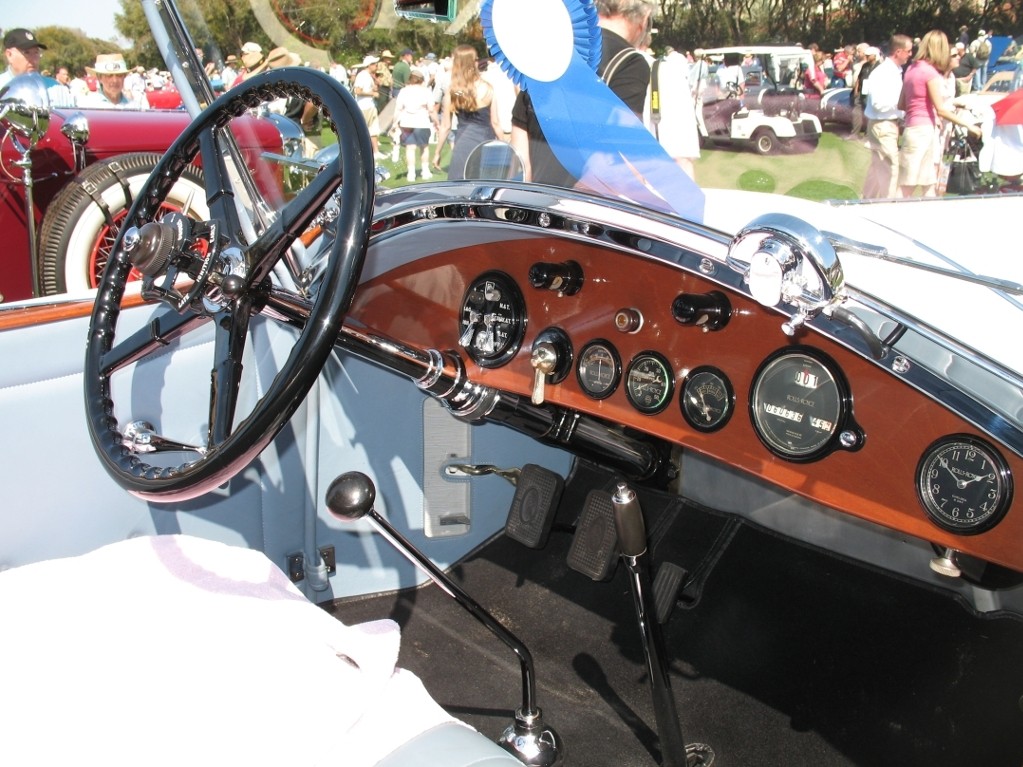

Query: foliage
<box><xmin>31</xmin><ymin>0</ymin><xmax>1023</xmax><ymax>79</ymax></box>
<box><xmin>655</xmin><ymin>0</ymin><xmax>1021</xmax><ymax>53</ymax></box>
<box><xmin>34</xmin><ymin>27</ymin><xmax>121</xmax><ymax>78</ymax></box>
<box><xmin>114</xmin><ymin>0</ymin><xmax>273</xmax><ymax>70</ymax></box>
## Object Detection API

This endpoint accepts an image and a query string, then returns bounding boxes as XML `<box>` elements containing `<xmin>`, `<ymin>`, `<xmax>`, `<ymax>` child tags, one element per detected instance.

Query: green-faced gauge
<box><xmin>625</xmin><ymin>352</ymin><xmax>674</xmax><ymax>415</ymax></box>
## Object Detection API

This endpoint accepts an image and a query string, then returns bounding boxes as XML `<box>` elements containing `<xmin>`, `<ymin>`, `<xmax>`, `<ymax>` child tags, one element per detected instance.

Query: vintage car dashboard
<box><xmin>348</xmin><ymin>184</ymin><xmax>1023</xmax><ymax>580</ymax></box>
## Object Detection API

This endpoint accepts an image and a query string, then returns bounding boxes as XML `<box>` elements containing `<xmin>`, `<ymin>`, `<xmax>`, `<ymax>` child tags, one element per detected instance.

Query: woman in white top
<box><xmin>394</xmin><ymin>70</ymin><xmax>435</xmax><ymax>182</ymax></box>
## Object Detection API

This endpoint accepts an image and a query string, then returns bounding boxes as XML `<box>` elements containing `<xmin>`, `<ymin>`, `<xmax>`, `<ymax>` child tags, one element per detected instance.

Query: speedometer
<box><xmin>750</xmin><ymin>348</ymin><xmax>858</xmax><ymax>461</ymax></box>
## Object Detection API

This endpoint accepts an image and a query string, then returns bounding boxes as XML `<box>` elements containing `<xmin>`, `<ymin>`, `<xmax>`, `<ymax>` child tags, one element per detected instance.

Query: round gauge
<box><xmin>458</xmin><ymin>271</ymin><xmax>526</xmax><ymax>368</ymax></box>
<box><xmin>750</xmin><ymin>348</ymin><xmax>850</xmax><ymax>461</ymax></box>
<box><xmin>681</xmin><ymin>366</ymin><xmax>734</xmax><ymax>432</ymax></box>
<box><xmin>576</xmin><ymin>340</ymin><xmax>621</xmax><ymax>399</ymax></box>
<box><xmin>916</xmin><ymin>435</ymin><xmax>1013</xmax><ymax>535</ymax></box>
<box><xmin>625</xmin><ymin>352</ymin><xmax>674</xmax><ymax>414</ymax></box>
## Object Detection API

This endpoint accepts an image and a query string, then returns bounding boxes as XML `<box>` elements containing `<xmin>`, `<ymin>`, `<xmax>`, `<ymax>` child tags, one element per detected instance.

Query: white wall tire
<box><xmin>37</xmin><ymin>153</ymin><xmax>207</xmax><ymax>296</ymax></box>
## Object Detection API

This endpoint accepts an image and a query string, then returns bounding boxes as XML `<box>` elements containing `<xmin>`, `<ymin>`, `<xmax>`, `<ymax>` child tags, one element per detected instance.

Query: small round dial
<box><xmin>458</xmin><ymin>271</ymin><xmax>526</xmax><ymax>368</ymax></box>
<box><xmin>576</xmin><ymin>340</ymin><xmax>621</xmax><ymax>399</ymax></box>
<box><xmin>917</xmin><ymin>435</ymin><xmax>1013</xmax><ymax>535</ymax></box>
<box><xmin>681</xmin><ymin>366</ymin><xmax>734</xmax><ymax>432</ymax></box>
<box><xmin>625</xmin><ymin>352</ymin><xmax>674</xmax><ymax>414</ymax></box>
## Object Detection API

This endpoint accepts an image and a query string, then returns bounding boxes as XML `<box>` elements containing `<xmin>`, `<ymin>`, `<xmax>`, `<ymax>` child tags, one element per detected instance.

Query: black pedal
<box><xmin>567</xmin><ymin>489</ymin><xmax>619</xmax><ymax>581</ymax></box>
<box><xmin>652</xmin><ymin>561</ymin><xmax>686</xmax><ymax>624</ymax></box>
<box><xmin>505</xmin><ymin>464</ymin><xmax>564</xmax><ymax>548</ymax></box>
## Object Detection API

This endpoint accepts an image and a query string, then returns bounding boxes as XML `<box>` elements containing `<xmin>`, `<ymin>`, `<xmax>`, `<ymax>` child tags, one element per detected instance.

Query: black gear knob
<box><xmin>326</xmin><ymin>471</ymin><xmax>376</xmax><ymax>521</ymax></box>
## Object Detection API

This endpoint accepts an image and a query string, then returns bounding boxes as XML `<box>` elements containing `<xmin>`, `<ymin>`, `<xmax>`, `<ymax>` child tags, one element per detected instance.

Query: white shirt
<box><xmin>645</xmin><ymin>52</ymin><xmax>700</xmax><ymax>162</ymax></box>
<box><xmin>863</xmin><ymin>56</ymin><xmax>904</xmax><ymax>120</ymax></box>
<box><xmin>352</xmin><ymin>68</ymin><xmax>376</xmax><ymax>110</ymax></box>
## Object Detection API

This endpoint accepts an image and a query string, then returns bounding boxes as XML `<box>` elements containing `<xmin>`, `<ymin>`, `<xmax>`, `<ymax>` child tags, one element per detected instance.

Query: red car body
<box><xmin>0</xmin><ymin>106</ymin><xmax>283</xmax><ymax>303</ymax></box>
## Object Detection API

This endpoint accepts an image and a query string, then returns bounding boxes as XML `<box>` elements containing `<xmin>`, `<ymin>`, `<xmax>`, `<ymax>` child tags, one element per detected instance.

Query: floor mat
<box><xmin>330</xmin><ymin>511</ymin><xmax>1023</xmax><ymax>766</ymax></box>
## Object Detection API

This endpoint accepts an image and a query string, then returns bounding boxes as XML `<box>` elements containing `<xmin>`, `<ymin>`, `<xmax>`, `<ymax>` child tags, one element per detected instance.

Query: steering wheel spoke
<box><xmin>245</xmin><ymin>164</ymin><xmax>341</xmax><ymax>285</ymax></box>
<box><xmin>207</xmin><ymin>297</ymin><xmax>254</xmax><ymax>447</ymax></box>
<box><xmin>84</xmin><ymin>68</ymin><xmax>375</xmax><ymax>502</ymax></box>
<box><xmin>99</xmin><ymin>309</ymin><xmax>209</xmax><ymax>377</ymax></box>
<box><xmin>198</xmin><ymin>126</ymin><xmax>247</xmax><ymax>238</ymax></box>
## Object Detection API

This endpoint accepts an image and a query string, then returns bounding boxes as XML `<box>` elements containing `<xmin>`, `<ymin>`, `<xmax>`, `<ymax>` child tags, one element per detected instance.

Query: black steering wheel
<box><xmin>84</xmin><ymin>68</ymin><xmax>375</xmax><ymax>502</ymax></box>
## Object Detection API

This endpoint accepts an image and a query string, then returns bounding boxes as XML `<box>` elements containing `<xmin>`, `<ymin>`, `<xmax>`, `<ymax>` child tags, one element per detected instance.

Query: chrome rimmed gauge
<box><xmin>625</xmin><ymin>352</ymin><xmax>674</xmax><ymax>415</ymax></box>
<box><xmin>916</xmin><ymin>434</ymin><xmax>1013</xmax><ymax>535</ymax></box>
<box><xmin>458</xmin><ymin>271</ymin><xmax>526</xmax><ymax>368</ymax></box>
<box><xmin>749</xmin><ymin>347</ymin><xmax>860</xmax><ymax>461</ymax></box>
<box><xmin>576</xmin><ymin>340</ymin><xmax>621</xmax><ymax>400</ymax></box>
<box><xmin>681</xmin><ymin>366</ymin><xmax>734</xmax><ymax>432</ymax></box>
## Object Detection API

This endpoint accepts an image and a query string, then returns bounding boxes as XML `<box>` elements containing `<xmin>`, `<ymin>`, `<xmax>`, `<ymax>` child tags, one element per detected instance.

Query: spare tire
<box><xmin>37</xmin><ymin>152</ymin><xmax>206</xmax><ymax>296</ymax></box>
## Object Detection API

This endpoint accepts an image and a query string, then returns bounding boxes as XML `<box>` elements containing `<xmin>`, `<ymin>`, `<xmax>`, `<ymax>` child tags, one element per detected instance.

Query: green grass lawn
<box><xmin>694</xmin><ymin>131</ymin><xmax>871</xmax><ymax>200</ymax></box>
<box><xmin>369</xmin><ymin>129</ymin><xmax>872</xmax><ymax>203</ymax></box>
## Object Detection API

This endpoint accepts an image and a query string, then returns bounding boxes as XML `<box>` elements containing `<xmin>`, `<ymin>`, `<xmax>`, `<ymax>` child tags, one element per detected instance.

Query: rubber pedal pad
<box><xmin>567</xmin><ymin>489</ymin><xmax>620</xmax><ymax>581</ymax></box>
<box><xmin>652</xmin><ymin>561</ymin><xmax>687</xmax><ymax>624</ymax></box>
<box><xmin>504</xmin><ymin>464</ymin><xmax>565</xmax><ymax>549</ymax></box>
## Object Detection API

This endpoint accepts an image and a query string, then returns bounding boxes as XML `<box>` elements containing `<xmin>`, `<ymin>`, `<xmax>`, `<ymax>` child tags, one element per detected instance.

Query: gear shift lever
<box><xmin>612</xmin><ymin>482</ymin><xmax>714</xmax><ymax>767</ymax></box>
<box><xmin>327</xmin><ymin>471</ymin><xmax>563</xmax><ymax>767</ymax></box>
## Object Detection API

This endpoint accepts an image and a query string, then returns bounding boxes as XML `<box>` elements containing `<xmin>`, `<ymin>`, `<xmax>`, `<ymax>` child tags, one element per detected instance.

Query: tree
<box><xmin>34</xmin><ymin>27</ymin><xmax>114</xmax><ymax>78</ymax></box>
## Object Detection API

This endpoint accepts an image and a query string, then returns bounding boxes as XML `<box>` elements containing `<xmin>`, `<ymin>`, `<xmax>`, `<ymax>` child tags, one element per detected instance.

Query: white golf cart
<box><xmin>700</xmin><ymin>45</ymin><xmax>823</xmax><ymax>154</ymax></box>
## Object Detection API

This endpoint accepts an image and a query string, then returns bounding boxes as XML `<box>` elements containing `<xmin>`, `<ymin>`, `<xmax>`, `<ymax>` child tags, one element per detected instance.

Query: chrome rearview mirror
<box><xmin>394</xmin><ymin>0</ymin><xmax>458</xmax><ymax>22</ymax></box>
<box><xmin>0</xmin><ymin>73</ymin><xmax>52</xmax><ymax>152</ymax></box>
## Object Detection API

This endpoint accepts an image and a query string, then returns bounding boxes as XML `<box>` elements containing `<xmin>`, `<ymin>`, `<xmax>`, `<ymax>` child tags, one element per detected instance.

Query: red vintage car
<box><xmin>0</xmin><ymin>80</ymin><xmax>288</xmax><ymax>302</ymax></box>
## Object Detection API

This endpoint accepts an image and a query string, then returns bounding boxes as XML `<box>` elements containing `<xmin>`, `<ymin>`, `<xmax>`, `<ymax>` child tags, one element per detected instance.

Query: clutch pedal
<box><xmin>504</xmin><ymin>464</ymin><xmax>564</xmax><ymax>548</ymax></box>
<box><xmin>567</xmin><ymin>489</ymin><xmax>619</xmax><ymax>581</ymax></box>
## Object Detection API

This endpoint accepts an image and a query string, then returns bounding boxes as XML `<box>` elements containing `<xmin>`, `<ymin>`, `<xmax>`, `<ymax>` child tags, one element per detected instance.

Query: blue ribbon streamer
<box><xmin>482</xmin><ymin>0</ymin><xmax>705</xmax><ymax>223</ymax></box>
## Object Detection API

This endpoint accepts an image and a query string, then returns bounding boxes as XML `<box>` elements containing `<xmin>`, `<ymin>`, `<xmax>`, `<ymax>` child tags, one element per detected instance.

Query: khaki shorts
<box><xmin>899</xmin><ymin>123</ymin><xmax>939</xmax><ymax>188</ymax></box>
<box><xmin>360</xmin><ymin>104</ymin><xmax>380</xmax><ymax>136</ymax></box>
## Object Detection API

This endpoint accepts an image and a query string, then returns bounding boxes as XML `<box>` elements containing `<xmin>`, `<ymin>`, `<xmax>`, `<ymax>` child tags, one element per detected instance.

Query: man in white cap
<box><xmin>352</xmin><ymin>55</ymin><xmax>386</xmax><ymax>158</ymax></box>
<box><xmin>81</xmin><ymin>53</ymin><xmax>149</xmax><ymax>109</ymax></box>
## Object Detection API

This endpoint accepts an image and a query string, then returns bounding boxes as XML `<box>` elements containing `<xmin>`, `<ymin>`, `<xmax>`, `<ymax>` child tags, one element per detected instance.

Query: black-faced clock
<box><xmin>916</xmin><ymin>434</ymin><xmax>1013</xmax><ymax>535</ymax></box>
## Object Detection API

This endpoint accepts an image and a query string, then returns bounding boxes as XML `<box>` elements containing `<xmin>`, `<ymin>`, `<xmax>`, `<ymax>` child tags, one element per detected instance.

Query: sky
<box><xmin>4</xmin><ymin>0</ymin><xmax>125</xmax><ymax>43</ymax></box>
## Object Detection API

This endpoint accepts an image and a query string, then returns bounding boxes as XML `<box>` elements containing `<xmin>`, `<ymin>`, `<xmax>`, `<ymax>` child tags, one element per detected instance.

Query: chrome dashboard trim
<box><xmin>369</xmin><ymin>182</ymin><xmax>1023</xmax><ymax>458</ymax></box>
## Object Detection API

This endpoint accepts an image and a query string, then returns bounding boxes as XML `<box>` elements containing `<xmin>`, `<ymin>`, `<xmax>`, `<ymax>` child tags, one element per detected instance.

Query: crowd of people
<box><xmin>2</xmin><ymin>12</ymin><xmax>1009</xmax><ymax>197</ymax></box>
<box><xmin>850</xmin><ymin>29</ymin><xmax>989</xmax><ymax>198</ymax></box>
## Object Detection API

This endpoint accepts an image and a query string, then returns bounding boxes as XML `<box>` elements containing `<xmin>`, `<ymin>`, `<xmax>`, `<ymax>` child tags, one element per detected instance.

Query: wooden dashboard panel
<box><xmin>350</xmin><ymin>233</ymin><xmax>1023</xmax><ymax>573</ymax></box>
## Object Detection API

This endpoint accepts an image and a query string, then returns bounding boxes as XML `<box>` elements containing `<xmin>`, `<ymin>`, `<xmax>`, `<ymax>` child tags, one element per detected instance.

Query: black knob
<box><xmin>326</xmin><ymin>471</ymin><xmax>377</xmax><ymax>521</ymax></box>
<box><xmin>671</xmin><ymin>291</ymin><xmax>731</xmax><ymax>330</ymax></box>
<box><xmin>528</xmin><ymin>260</ymin><xmax>583</xmax><ymax>295</ymax></box>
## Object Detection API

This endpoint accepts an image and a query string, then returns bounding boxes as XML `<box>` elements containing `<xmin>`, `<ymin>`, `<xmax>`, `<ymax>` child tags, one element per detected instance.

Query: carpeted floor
<box><xmin>331</xmin><ymin>486</ymin><xmax>1023</xmax><ymax>767</ymax></box>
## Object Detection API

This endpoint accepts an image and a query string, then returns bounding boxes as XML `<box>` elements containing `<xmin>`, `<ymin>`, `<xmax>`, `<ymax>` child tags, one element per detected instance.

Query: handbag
<box><xmin>946</xmin><ymin>158</ymin><xmax>981</xmax><ymax>195</ymax></box>
<box><xmin>945</xmin><ymin>133</ymin><xmax>982</xmax><ymax>195</ymax></box>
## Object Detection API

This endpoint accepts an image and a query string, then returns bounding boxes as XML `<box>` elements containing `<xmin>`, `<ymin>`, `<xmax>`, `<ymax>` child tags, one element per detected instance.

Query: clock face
<box><xmin>916</xmin><ymin>435</ymin><xmax>1013</xmax><ymax>535</ymax></box>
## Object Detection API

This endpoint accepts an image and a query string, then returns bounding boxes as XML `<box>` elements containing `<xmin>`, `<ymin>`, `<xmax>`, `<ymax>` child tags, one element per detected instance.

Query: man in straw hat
<box><xmin>352</xmin><ymin>55</ymin><xmax>387</xmax><ymax>158</ymax></box>
<box><xmin>81</xmin><ymin>53</ymin><xmax>149</xmax><ymax>109</ymax></box>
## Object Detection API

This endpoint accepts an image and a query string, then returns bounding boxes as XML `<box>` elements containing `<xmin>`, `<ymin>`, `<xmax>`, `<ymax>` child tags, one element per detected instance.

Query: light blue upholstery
<box><xmin>376</xmin><ymin>722</ymin><xmax>525</xmax><ymax>767</ymax></box>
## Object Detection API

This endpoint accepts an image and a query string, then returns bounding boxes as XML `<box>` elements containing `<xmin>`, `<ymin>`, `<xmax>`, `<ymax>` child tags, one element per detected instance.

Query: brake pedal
<box><xmin>504</xmin><ymin>464</ymin><xmax>564</xmax><ymax>548</ymax></box>
<box><xmin>567</xmin><ymin>489</ymin><xmax>619</xmax><ymax>581</ymax></box>
<box><xmin>652</xmin><ymin>561</ymin><xmax>686</xmax><ymax>624</ymax></box>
